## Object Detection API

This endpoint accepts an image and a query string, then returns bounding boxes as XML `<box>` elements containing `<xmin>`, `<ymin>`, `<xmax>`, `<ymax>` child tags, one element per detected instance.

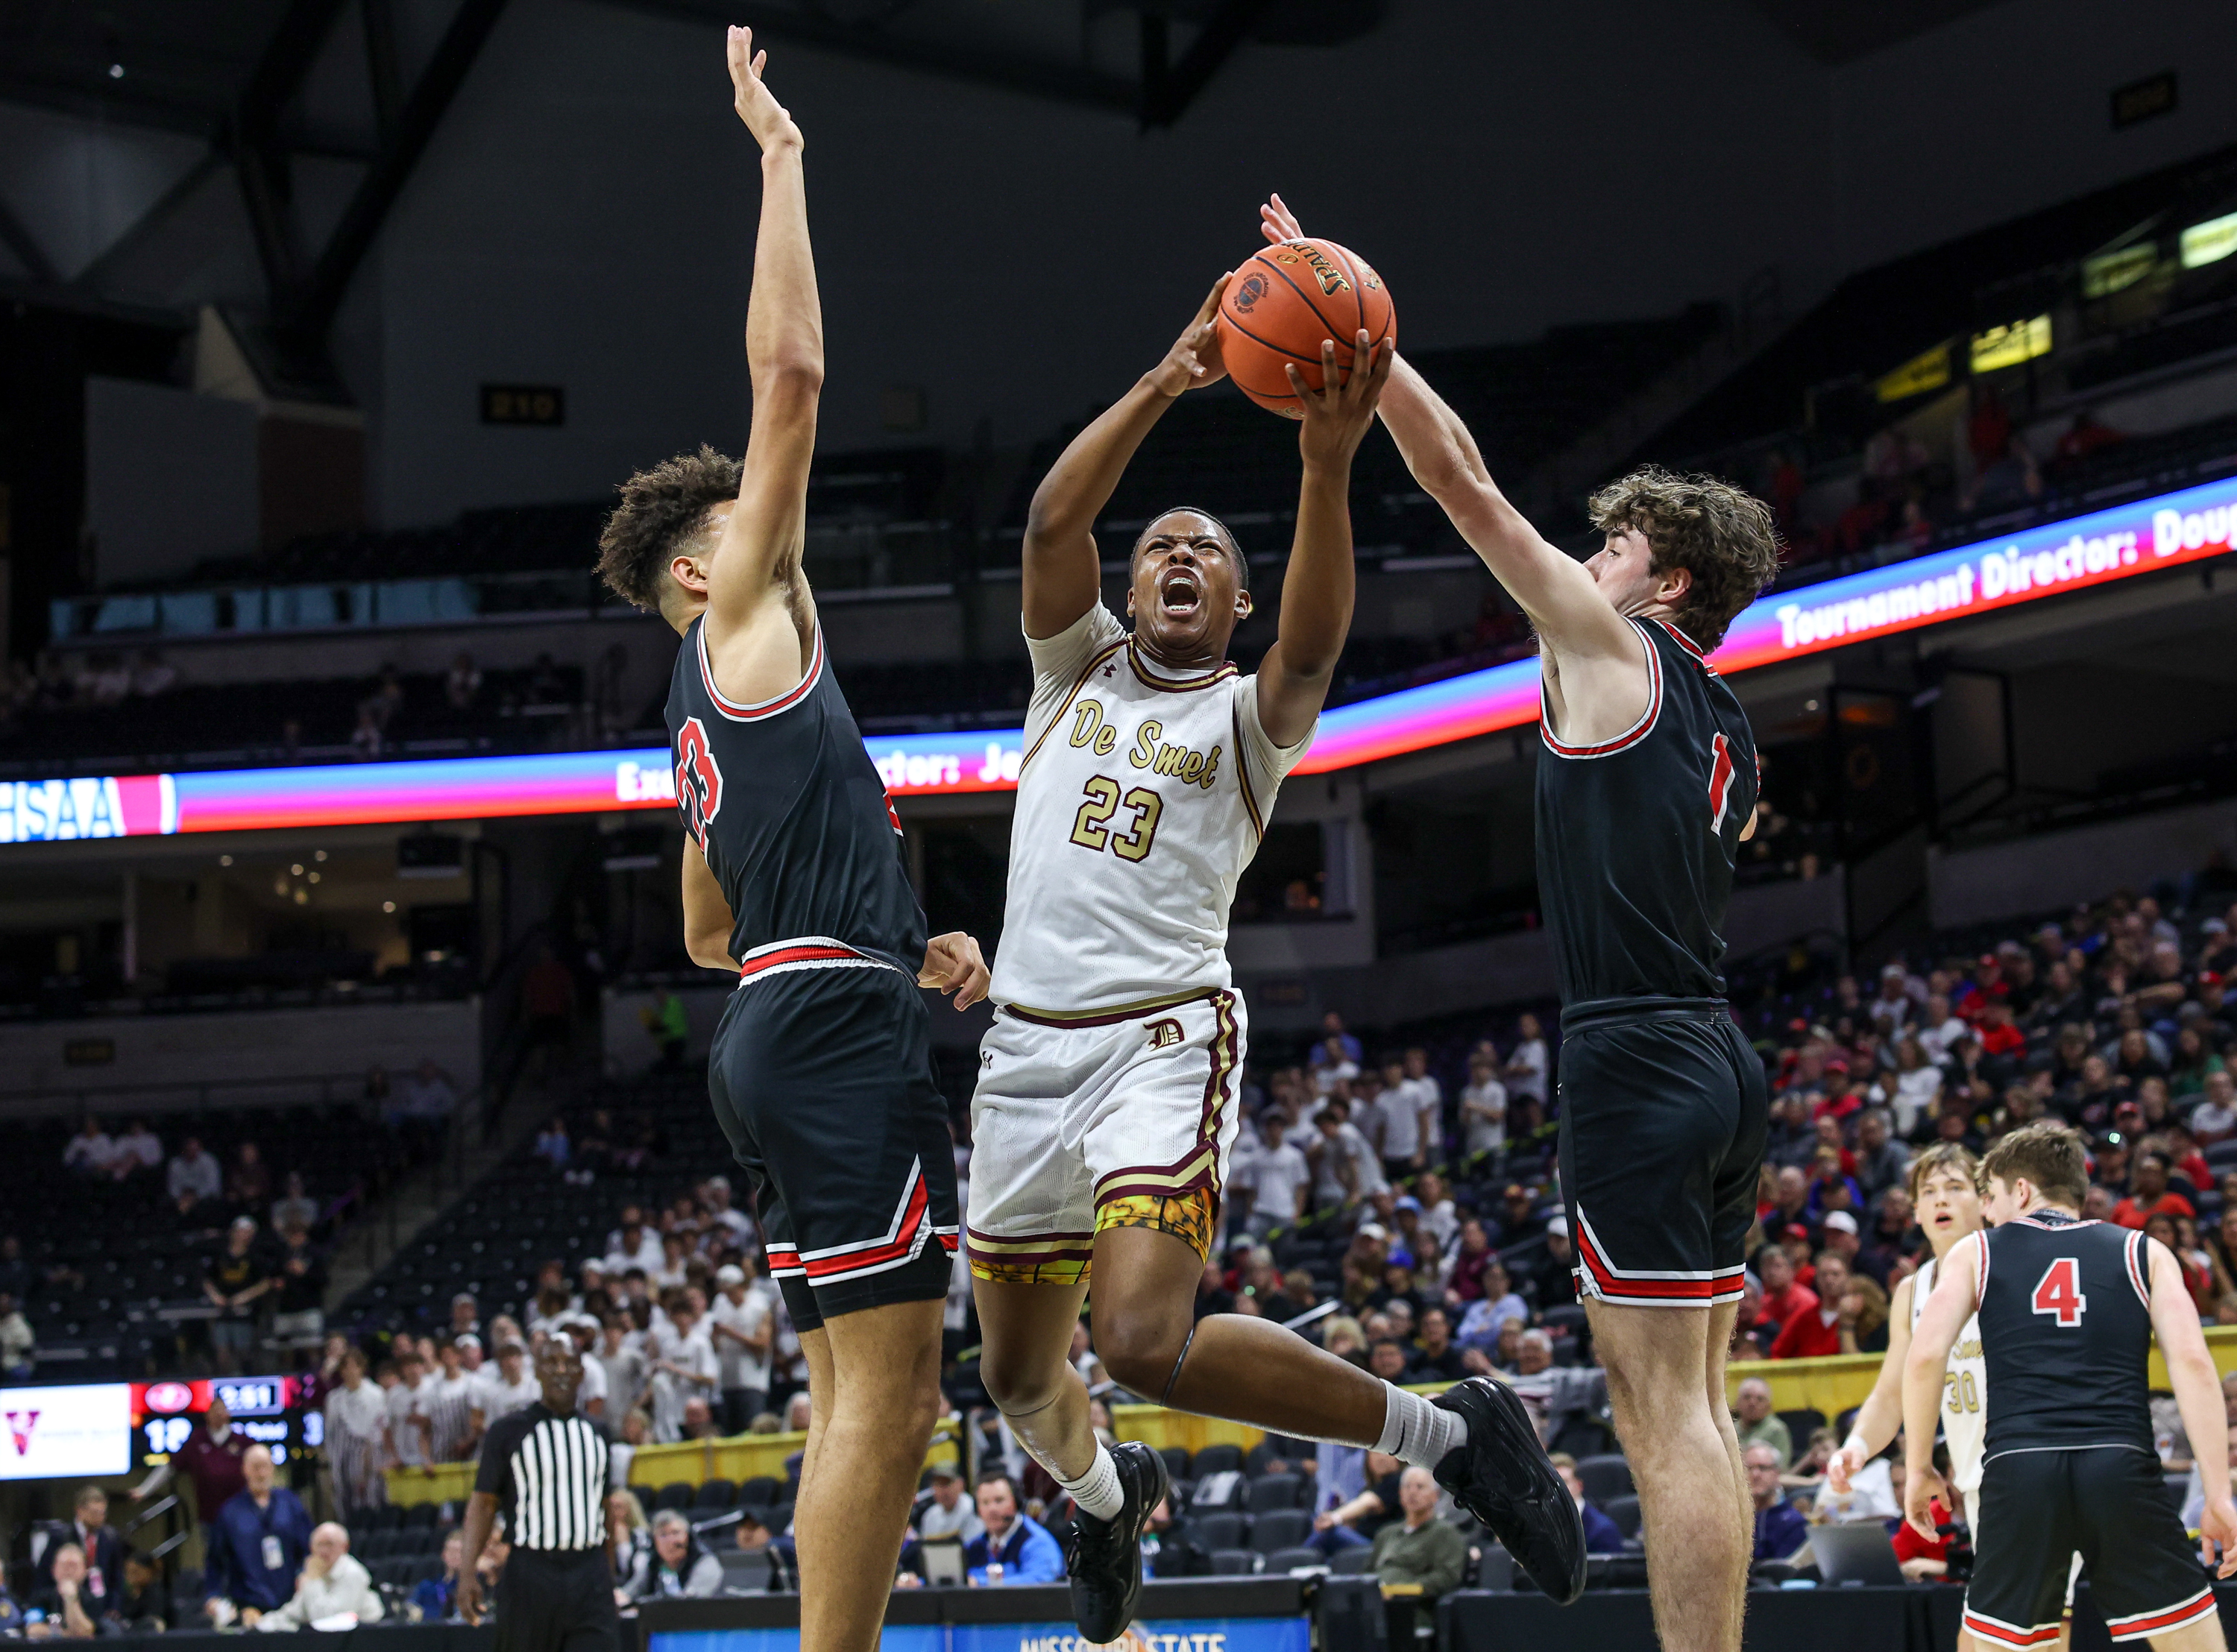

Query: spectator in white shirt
<box><xmin>383</xmin><ymin>1346</ymin><xmax>433</xmax><ymax>1468</ymax></box>
<box><xmin>1310</xmin><ymin>1099</ymin><xmax>1385</xmax><ymax>1209</ymax></box>
<box><xmin>595</xmin><ymin>1316</ymin><xmax>649</xmax><ymax>1421</ymax></box>
<box><xmin>1310</xmin><ymin>1035</ymin><xmax>1359</xmax><ymax>1097</ymax></box>
<box><xmin>604</xmin><ymin>1208</ymin><xmax>664</xmax><ymax>1277</ymax></box>
<box><xmin>112</xmin><ymin>1120</ymin><xmax>163</xmax><ymax>1179</ymax></box>
<box><xmin>1370</xmin><ymin>1055</ymin><xmax>1440</xmax><ymax>1179</ymax></box>
<box><xmin>2192</xmin><ymin>1071</ymin><xmax>2237</xmax><ymax>1146</ymax></box>
<box><xmin>649</xmin><ymin>1302</ymin><xmax>718</xmax><ymax>1442</ymax></box>
<box><xmin>63</xmin><ymin>1117</ymin><xmax>116</xmax><ymax>1177</ymax></box>
<box><xmin>700</xmin><ymin>1177</ymin><xmax>755</xmax><ymax>1249</ymax></box>
<box><xmin>168</xmin><ymin>1138</ymin><xmax>223</xmax><ymax>1215</ymax></box>
<box><xmin>708</xmin><ymin>1265</ymin><xmax>773</xmax><ymax>1434</ymax></box>
<box><xmin>1243</xmin><ymin>1130</ymin><xmax>1314</xmax><ymax>1239</ymax></box>
<box><xmin>1867</xmin><ymin>965</ymin><xmax>1913</xmax><ymax>1032</ymax></box>
<box><xmin>1459</xmin><ymin>1056</ymin><xmax>1508</xmax><ymax>1162</ymax></box>
<box><xmin>1914</xmin><ymin>995</ymin><xmax>1967</xmax><ymax>1062</ymax></box>
<box><xmin>465</xmin><ymin>1343</ymin><xmax>540</xmax><ymax>1451</ymax></box>
<box><xmin>1414</xmin><ymin>1170</ymin><xmax>1460</xmax><ymax>1252</ymax></box>
<box><xmin>1503</xmin><ymin>1016</ymin><xmax>1549</xmax><ymax>1114</ymax></box>
<box><xmin>254</xmin><ymin>1524</ymin><xmax>382</xmax><ymax>1630</ymax></box>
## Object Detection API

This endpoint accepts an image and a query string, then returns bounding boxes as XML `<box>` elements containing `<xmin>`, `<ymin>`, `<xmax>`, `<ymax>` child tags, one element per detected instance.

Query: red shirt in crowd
<box><xmin>2112</xmin><ymin>1191</ymin><xmax>2196</xmax><ymax>1229</ymax></box>
<box><xmin>1892</xmin><ymin>1500</ymin><xmax>1952</xmax><ymax>1569</ymax></box>
<box><xmin>1770</xmin><ymin>1301</ymin><xmax>1843</xmax><ymax>1359</ymax></box>
<box><xmin>1977</xmin><ymin>1022</ymin><xmax>2026</xmax><ymax>1058</ymax></box>
<box><xmin>1755</xmin><ymin>1282</ymin><xmax>1819</xmax><ymax>1330</ymax></box>
<box><xmin>172</xmin><ymin>1426</ymin><xmax>251</xmax><ymax>1522</ymax></box>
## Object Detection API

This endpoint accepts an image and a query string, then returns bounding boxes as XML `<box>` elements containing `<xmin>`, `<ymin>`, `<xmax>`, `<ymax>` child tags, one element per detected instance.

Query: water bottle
<box><xmin>986</xmin><ymin>1561</ymin><xmax>1004</xmax><ymax>1586</ymax></box>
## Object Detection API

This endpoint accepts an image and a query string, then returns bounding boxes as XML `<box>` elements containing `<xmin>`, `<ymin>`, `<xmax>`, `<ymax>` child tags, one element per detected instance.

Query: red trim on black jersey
<box><xmin>1708</xmin><ymin>731</ymin><xmax>1737</xmax><ymax>830</ymax></box>
<box><xmin>697</xmin><ymin>621</ymin><xmax>825</xmax><ymax>722</ymax></box>
<box><xmin>1540</xmin><ymin>620</ymin><xmax>1663</xmax><ymax>758</ymax></box>
<box><xmin>2104</xmin><ymin>1587</ymin><xmax>2216</xmax><ymax>1641</ymax></box>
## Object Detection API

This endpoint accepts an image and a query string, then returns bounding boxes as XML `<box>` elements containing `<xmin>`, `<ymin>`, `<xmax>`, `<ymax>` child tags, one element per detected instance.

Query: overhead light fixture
<box><xmin>1969</xmin><ymin>315</ymin><xmax>2051</xmax><ymax>374</ymax></box>
<box><xmin>383</xmin><ymin>901</ymin><xmax>397</xmax><ymax>914</ymax></box>
<box><xmin>218</xmin><ymin>854</ymin><xmax>233</xmax><ymax>867</ymax></box>
<box><xmin>2181</xmin><ymin>211</ymin><xmax>2237</xmax><ymax>270</ymax></box>
<box><xmin>108</xmin><ymin>63</ymin><xmax>125</xmax><ymax>79</ymax></box>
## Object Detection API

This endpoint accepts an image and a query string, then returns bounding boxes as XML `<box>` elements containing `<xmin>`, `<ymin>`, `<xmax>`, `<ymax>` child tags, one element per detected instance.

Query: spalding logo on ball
<box><xmin>1218</xmin><ymin>237</ymin><xmax>1394</xmax><ymax>419</ymax></box>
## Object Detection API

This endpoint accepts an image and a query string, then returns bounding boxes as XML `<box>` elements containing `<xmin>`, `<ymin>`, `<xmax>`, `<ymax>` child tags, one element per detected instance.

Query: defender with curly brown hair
<box><xmin>595</xmin><ymin>34</ymin><xmax>989</xmax><ymax>1652</ymax></box>
<box><xmin>1259</xmin><ymin>192</ymin><xmax>1779</xmax><ymax>1652</ymax></box>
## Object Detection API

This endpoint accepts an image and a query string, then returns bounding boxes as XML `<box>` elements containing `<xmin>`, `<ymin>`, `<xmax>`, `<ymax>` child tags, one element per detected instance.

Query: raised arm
<box><xmin>1901</xmin><ymin>1238</ymin><xmax>1977</xmax><ymax>1537</ymax></box>
<box><xmin>2148</xmin><ymin>1236</ymin><xmax>2237</xmax><ymax>1575</ymax></box>
<box><xmin>1022</xmin><ymin>278</ymin><xmax>1228</xmax><ymax>640</ymax></box>
<box><xmin>1256</xmin><ymin>332</ymin><xmax>1390</xmax><ymax>747</ymax></box>
<box><xmin>1256</xmin><ymin>195</ymin><xmax>1632</xmax><ymax>666</ymax></box>
<box><xmin>704</xmin><ymin>28</ymin><xmax>821</xmax><ymax>631</ymax></box>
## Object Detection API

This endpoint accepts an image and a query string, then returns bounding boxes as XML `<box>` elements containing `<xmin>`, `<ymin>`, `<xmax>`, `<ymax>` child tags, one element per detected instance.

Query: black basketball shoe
<box><xmin>1430</xmin><ymin>1376</ymin><xmax>1588</xmax><ymax>1604</ymax></box>
<box><xmin>1063</xmin><ymin>1440</ymin><xmax>1169</xmax><ymax>1642</ymax></box>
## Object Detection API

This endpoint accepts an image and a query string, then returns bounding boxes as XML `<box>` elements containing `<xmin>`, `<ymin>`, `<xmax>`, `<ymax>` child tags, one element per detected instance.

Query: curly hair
<box><xmin>1586</xmin><ymin>466</ymin><xmax>1780</xmax><ymax>650</ymax></box>
<box><xmin>596</xmin><ymin>445</ymin><xmax>743</xmax><ymax>614</ymax></box>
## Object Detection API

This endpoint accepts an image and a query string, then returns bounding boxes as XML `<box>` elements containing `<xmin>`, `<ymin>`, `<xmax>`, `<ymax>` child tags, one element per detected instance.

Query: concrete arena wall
<box><xmin>0</xmin><ymin>997</ymin><xmax>481</xmax><ymax>1120</ymax></box>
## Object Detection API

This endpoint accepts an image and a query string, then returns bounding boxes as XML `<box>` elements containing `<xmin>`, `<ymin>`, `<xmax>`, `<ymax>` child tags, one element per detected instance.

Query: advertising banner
<box><xmin>6</xmin><ymin>473</ymin><xmax>2229</xmax><ymax>842</ymax></box>
<box><xmin>0</xmin><ymin>1383</ymin><xmax>132</xmax><ymax>1480</ymax></box>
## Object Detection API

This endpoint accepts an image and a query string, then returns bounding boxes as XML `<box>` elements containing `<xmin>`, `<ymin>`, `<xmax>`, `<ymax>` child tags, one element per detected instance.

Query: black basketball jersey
<box><xmin>1534</xmin><ymin>617</ymin><xmax>1758</xmax><ymax>1006</ymax></box>
<box><xmin>666</xmin><ymin>616</ymin><xmax>926</xmax><ymax>971</ymax></box>
<box><xmin>1973</xmin><ymin>1211</ymin><xmax>2156</xmax><ymax>1460</ymax></box>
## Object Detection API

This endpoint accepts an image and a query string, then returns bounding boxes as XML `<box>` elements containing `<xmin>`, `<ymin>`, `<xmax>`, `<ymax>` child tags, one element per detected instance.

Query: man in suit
<box><xmin>42</xmin><ymin>1487</ymin><xmax>125</xmax><ymax>1604</ymax></box>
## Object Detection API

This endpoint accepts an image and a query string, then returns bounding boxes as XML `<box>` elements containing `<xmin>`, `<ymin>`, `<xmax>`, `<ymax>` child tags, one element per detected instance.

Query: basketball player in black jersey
<box><xmin>1907</xmin><ymin>1123</ymin><xmax>2237</xmax><ymax>1652</ymax></box>
<box><xmin>1259</xmin><ymin>193</ymin><xmax>1781</xmax><ymax>1652</ymax></box>
<box><xmin>594</xmin><ymin>32</ymin><xmax>987</xmax><ymax>1652</ymax></box>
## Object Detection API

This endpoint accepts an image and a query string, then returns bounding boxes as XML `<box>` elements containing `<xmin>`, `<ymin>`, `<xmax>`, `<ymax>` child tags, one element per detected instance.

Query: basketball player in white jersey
<box><xmin>968</xmin><ymin>281</ymin><xmax>1587</xmax><ymax>1643</ymax></box>
<box><xmin>1827</xmin><ymin>1143</ymin><xmax>2076</xmax><ymax>1651</ymax></box>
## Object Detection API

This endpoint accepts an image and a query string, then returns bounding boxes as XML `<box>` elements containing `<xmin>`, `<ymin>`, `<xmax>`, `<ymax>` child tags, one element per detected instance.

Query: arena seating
<box><xmin>0</xmin><ymin>1100</ymin><xmax>444</xmax><ymax>1378</ymax></box>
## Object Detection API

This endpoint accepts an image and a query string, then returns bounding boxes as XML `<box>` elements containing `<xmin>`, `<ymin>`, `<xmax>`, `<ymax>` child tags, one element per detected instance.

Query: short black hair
<box><xmin>1132</xmin><ymin>506</ymin><xmax>1248</xmax><ymax>590</ymax></box>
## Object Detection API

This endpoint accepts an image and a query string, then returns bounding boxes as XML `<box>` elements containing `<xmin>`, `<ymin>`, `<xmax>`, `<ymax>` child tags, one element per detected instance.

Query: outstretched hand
<box><xmin>1146</xmin><ymin>275</ymin><xmax>1231</xmax><ymax>398</ymax></box>
<box><xmin>726</xmin><ymin>25</ymin><xmax>802</xmax><ymax>153</ymax></box>
<box><xmin>919</xmin><ymin>932</ymin><xmax>990</xmax><ymax>1010</ymax></box>
<box><xmin>1260</xmin><ymin>191</ymin><xmax>1306</xmax><ymax>245</ymax></box>
<box><xmin>1901</xmin><ymin>1462</ymin><xmax>1946</xmax><ymax>1543</ymax></box>
<box><xmin>1290</xmin><ymin>332</ymin><xmax>1391</xmax><ymax>470</ymax></box>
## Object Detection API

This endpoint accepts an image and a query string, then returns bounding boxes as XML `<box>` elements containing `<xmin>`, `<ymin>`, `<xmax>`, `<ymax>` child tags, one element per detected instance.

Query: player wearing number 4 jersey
<box><xmin>1908</xmin><ymin>1123</ymin><xmax>2237</xmax><ymax>1652</ymax></box>
<box><xmin>593</xmin><ymin>31</ymin><xmax>989</xmax><ymax>1652</ymax></box>
<box><xmin>1830</xmin><ymin>1144</ymin><xmax>2080</xmax><ymax>1652</ymax></box>
<box><xmin>970</xmin><ymin>276</ymin><xmax>1586</xmax><ymax>1645</ymax></box>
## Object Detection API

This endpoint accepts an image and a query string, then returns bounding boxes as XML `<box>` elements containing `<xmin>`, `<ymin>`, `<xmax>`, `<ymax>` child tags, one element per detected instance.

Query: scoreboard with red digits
<box><xmin>130</xmin><ymin>1375</ymin><xmax>320</xmax><ymax>1466</ymax></box>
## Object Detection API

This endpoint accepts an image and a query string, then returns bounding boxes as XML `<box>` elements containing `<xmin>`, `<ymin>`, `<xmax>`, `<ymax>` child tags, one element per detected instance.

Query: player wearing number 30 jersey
<box><xmin>1907</xmin><ymin>1123</ymin><xmax>2237</xmax><ymax>1652</ymax></box>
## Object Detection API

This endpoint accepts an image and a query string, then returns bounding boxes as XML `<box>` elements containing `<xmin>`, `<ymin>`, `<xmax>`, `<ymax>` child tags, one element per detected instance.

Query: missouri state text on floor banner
<box><xmin>649</xmin><ymin>1618</ymin><xmax>1312</xmax><ymax>1652</ymax></box>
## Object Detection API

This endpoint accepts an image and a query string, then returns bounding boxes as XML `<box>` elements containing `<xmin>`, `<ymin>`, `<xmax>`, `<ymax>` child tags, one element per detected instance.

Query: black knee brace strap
<box><xmin>1160</xmin><ymin>1322</ymin><xmax>1198</xmax><ymax>1407</ymax></box>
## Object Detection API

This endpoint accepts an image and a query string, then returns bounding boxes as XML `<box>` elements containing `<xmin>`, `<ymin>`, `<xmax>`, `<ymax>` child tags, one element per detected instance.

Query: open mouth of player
<box><xmin>1158</xmin><ymin>568</ymin><xmax>1203</xmax><ymax>618</ymax></box>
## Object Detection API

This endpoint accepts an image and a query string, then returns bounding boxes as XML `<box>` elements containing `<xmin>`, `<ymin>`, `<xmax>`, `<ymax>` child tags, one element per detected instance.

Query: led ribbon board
<box><xmin>4</xmin><ymin>474</ymin><xmax>2232</xmax><ymax>843</ymax></box>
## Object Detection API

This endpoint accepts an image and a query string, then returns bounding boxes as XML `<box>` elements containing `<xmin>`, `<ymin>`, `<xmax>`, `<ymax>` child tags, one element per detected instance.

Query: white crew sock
<box><xmin>1375</xmin><ymin>1381</ymin><xmax>1467</xmax><ymax>1469</ymax></box>
<box><xmin>1057</xmin><ymin>1441</ymin><xmax>1127</xmax><ymax>1522</ymax></box>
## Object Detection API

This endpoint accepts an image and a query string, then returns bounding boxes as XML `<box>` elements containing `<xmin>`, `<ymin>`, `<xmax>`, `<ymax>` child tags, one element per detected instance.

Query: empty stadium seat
<box><xmin>1209</xmin><ymin>1550</ymin><xmax>1259</xmax><ymax>1576</ymax></box>
<box><xmin>1573</xmin><ymin>1454</ymin><xmax>1632</xmax><ymax>1504</ymax></box>
<box><xmin>1262</xmin><ymin>1547</ymin><xmax>1324</xmax><ymax>1573</ymax></box>
<box><xmin>1194</xmin><ymin>1513</ymin><xmax>1248</xmax><ymax>1552</ymax></box>
<box><xmin>654</xmin><ymin>1481</ymin><xmax>697</xmax><ymax>1513</ymax></box>
<box><xmin>1248</xmin><ymin>1473</ymin><xmax>1303</xmax><ymax>1513</ymax></box>
<box><xmin>1157</xmin><ymin>1446</ymin><xmax>1190</xmax><ymax>1484</ymax></box>
<box><xmin>696</xmin><ymin>1479</ymin><xmax>737</xmax><ymax>1510</ymax></box>
<box><xmin>1190</xmin><ymin>1443</ymin><xmax>1242</xmax><ymax>1478</ymax></box>
<box><xmin>1330</xmin><ymin>1546</ymin><xmax>1375</xmax><ymax>1576</ymax></box>
<box><xmin>1605</xmin><ymin>1495</ymin><xmax>1643</xmax><ymax>1539</ymax></box>
<box><xmin>1250</xmin><ymin>1510</ymin><xmax>1311</xmax><ymax>1553</ymax></box>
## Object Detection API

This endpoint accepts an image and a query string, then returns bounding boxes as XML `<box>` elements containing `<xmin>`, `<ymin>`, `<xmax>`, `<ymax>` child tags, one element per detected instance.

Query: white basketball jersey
<box><xmin>988</xmin><ymin>605</ymin><xmax>1311</xmax><ymax>1016</ymax></box>
<box><xmin>1913</xmin><ymin>1251</ymin><xmax>1988</xmax><ymax>1492</ymax></box>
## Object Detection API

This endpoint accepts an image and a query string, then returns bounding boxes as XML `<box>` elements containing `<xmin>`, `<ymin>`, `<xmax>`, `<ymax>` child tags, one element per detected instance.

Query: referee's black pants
<box><xmin>496</xmin><ymin>1545</ymin><xmax>620</xmax><ymax>1652</ymax></box>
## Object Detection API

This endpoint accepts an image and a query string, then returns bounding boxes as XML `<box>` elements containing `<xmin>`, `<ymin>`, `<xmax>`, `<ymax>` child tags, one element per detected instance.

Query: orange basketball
<box><xmin>1218</xmin><ymin>238</ymin><xmax>1395</xmax><ymax>418</ymax></box>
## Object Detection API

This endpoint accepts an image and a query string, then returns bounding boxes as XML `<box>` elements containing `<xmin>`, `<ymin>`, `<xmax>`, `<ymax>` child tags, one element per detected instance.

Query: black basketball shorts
<box><xmin>495</xmin><ymin>1547</ymin><xmax>620</xmax><ymax>1652</ymax></box>
<box><xmin>1965</xmin><ymin>1446</ymin><xmax>2216</xmax><ymax>1647</ymax></box>
<box><xmin>1555</xmin><ymin>997</ymin><xmax>1768</xmax><ymax>1309</ymax></box>
<box><xmin>708</xmin><ymin>944</ymin><xmax>960</xmax><ymax>1332</ymax></box>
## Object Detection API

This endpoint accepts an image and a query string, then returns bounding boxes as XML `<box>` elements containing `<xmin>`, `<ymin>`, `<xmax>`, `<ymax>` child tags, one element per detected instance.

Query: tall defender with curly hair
<box><xmin>1262</xmin><ymin>193</ymin><xmax>1779</xmax><ymax>1652</ymax></box>
<box><xmin>596</xmin><ymin>32</ymin><xmax>989</xmax><ymax>1652</ymax></box>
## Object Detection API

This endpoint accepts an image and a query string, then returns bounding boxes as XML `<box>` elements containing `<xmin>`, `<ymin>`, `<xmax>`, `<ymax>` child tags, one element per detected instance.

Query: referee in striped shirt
<box><xmin>459</xmin><ymin>1339</ymin><xmax>617</xmax><ymax>1651</ymax></box>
